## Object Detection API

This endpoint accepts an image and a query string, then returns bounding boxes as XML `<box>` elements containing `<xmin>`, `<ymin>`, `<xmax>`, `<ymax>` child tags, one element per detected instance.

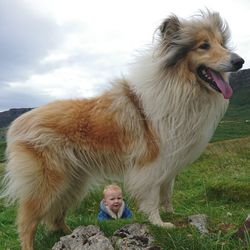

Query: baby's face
<box><xmin>104</xmin><ymin>189</ymin><xmax>123</xmax><ymax>214</ymax></box>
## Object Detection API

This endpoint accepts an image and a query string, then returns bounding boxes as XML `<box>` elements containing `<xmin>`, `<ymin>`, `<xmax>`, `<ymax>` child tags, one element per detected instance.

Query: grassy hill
<box><xmin>0</xmin><ymin>129</ymin><xmax>6</xmax><ymax>163</ymax></box>
<box><xmin>212</xmin><ymin>105</ymin><xmax>250</xmax><ymax>142</ymax></box>
<box><xmin>211</xmin><ymin>74</ymin><xmax>250</xmax><ymax>142</ymax></box>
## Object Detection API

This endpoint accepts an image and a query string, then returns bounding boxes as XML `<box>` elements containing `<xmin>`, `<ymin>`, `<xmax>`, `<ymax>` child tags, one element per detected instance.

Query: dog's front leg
<box><xmin>138</xmin><ymin>185</ymin><xmax>175</xmax><ymax>228</ymax></box>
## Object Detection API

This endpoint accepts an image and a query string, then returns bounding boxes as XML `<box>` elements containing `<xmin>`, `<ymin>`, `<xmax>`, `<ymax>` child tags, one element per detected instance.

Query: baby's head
<box><xmin>103</xmin><ymin>184</ymin><xmax>123</xmax><ymax>214</ymax></box>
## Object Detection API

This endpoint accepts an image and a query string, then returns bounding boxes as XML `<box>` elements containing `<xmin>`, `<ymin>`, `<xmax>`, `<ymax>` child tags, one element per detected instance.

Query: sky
<box><xmin>0</xmin><ymin>0</ymin><xmax>250</xmax><ymax>111</ymax></box>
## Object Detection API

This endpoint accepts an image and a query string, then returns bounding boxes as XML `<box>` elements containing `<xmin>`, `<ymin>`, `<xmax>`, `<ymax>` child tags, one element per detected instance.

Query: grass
<box><xmin>0</xmin><ymin>142</ymin><xmax>6</xmax><ymax>163</ymax></box>
<box><xmin>211</xmin><ymin>84</ymin><xmax>250</xmax><ymax>142</ymax></box>
<box><xmin>212</xmin><ymin>104</ymin><xmax>250</xmax><ymax>142</ymax></box>
<box><xmin>0</xmin><ymin>137</ymin><xmax>250</xmax><ymax>249</ymax></box>
<box><xmin>0</xmin><ymin>128</ymin><xmax>6</xmax><ymax>140</ymax></box>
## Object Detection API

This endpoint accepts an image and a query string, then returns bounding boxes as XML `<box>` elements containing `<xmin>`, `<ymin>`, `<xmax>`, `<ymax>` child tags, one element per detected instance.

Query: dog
<box><xmin>1</xmin><ymin>10</ymin><xmax>244</xmax><ymax>250</ymax></box>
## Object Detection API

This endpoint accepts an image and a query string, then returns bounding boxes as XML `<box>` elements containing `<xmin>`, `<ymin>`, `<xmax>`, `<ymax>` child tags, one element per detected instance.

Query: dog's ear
<box><xmin>159</xmin><ymin>15</ymin><xmax>181</xmax><ymax>39</ymax></box>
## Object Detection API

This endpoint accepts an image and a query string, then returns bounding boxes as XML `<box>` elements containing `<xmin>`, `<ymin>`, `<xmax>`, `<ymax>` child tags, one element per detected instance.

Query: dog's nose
<box><xmin>231</xmin><ymin>53</ymin><xmax>245</xmax><ymax>71</ymax></box>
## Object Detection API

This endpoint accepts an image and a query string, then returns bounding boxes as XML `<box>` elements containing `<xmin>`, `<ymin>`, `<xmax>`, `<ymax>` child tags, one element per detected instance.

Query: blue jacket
<box><xmin>98</xmin><ymin>200</ymin><xmax>132</xmax><ymax>221</ymax></box>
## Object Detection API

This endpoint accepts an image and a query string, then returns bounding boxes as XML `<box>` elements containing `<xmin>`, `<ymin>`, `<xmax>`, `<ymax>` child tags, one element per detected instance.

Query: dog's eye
<box><xmin>199</xmin><ymin>43</ymin><xmax>210</xmax><ymax>50</ymax></box>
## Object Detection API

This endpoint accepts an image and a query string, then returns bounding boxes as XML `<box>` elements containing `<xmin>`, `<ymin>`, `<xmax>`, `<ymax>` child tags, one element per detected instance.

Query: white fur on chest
<box><xmin>157</xmin><ymin>94</ymin><xmax>228</xmax><ymax>177</ymax></box>
<box><xmin>127</xmin><ymin>57</ymin><xmax>229</xmax><ymax>177</ymax></box>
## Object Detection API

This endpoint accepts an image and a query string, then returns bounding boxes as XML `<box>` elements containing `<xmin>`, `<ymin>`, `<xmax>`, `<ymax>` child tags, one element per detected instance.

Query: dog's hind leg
<box><xmin>160</xmin><ymin>178</ymin><xmax>175</xmax><ymax>213</ymax></box>
<box><xmin>17</xmin><ymin>199</ymin><xmax>43</xmax><ymax>250</ymax></box>
<box><xmin>5</xmin><ymin>146</ymin><xmax>72</xmax><ymax>249</ymax></box>
<box><xmin>44</xmin><ymin>175</ymin><xmax>89</xmax><ymax>234</ymax></box>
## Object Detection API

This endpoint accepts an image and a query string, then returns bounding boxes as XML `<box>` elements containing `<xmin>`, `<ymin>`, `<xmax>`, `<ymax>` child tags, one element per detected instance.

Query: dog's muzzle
<box><xmin>230</xmin><ymin>53</ymin><xmax>245</xmax><ymax>71</ymax></box>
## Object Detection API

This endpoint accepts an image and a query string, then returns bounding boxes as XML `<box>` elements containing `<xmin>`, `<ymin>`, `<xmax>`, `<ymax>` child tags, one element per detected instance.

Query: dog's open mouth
<box><xmin>197</xmin><ymin>66</ymin><xmax>233</xmax><ymax>99</ymax></box>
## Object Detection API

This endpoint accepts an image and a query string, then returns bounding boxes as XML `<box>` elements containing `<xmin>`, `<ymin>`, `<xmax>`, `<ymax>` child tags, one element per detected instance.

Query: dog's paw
<box><xmin>148</xmin><ymin>211</ymin><xmax>175</xmax><ymax>228</ymax></box>
<box><xmin>160</xmin><ymin>222</ymin><xmax>175</xmax><ymax>228</ymax></box>
<box><xmin>152</xmin><ymin>221</ymin><xmax>175</xmax><ymax>228</ymax></box>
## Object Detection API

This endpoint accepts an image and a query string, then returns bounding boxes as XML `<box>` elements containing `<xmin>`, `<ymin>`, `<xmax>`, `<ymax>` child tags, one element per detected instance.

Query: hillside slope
<box><xmin>0</xmin><ymin>108</ymin><xmax>32</xmax><ymax>128</ymax></box>
<box><xmin>212</xmin><ymin>69</ymin><xmax>250</xmax><ymax>142</ymax></box>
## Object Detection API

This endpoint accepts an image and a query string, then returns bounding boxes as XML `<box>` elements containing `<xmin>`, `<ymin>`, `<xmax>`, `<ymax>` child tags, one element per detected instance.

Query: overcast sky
<box><xmin>0</xmin><ymin>0</ymin><xmax>249</xmax><ymax>111</ymax></box>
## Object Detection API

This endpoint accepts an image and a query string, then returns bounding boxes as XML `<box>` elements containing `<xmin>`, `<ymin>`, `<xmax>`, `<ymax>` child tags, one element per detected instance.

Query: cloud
<box><xmin>0</xmin><ymin>0</ymin><xmax>64</xmax><ymax>83</ymax></box>
<box><xmin>0</xmin><ymin>83</ymin><xmax>55</xmax><ymax>111</ymax></box>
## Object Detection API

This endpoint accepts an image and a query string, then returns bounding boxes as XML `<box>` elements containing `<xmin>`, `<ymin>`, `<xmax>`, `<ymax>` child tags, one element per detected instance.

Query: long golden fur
<box><xmin>1</xmin><ymin>10</ymin><xmax>244</xmax><ymax>250</ymax></box>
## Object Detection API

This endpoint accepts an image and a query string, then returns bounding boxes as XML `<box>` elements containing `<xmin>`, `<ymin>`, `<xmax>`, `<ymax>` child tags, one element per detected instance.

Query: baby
<box><xmin>98</xmin><ymin>184</ymin><xmax>132</xmax><ymax>221</ymax></box>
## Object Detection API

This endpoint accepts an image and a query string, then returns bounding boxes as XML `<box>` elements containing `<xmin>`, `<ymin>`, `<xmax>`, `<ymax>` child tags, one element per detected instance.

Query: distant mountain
<box><xmin>0</xmin><ymin>108</ymin><xmax>33</xmax><ymax>129</ymax></box>
<box><xmin>229</xmin><ymin>68</ymin><xmax>250</xmax><ymax>106</ymax></box>
<box><xmin>0</xmin><ymin>68</ymin><xmax>250</xmax><ymax>130</ymax></box>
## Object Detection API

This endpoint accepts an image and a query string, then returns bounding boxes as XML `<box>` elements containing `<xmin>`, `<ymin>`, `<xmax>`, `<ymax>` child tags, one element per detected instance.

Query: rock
<box><xmin>52</xmin><ymin>223</ymin><xmax>161</xmax><ymax>250</ymax></box>
<box><xmin>52</xmin><ymin>225</ymin><xmax>114</xmax><ymax>250</ymax></box>
<box><xmin>234</xmin><ymin>214</ymin><xmax>250</xmax><ymax>241</ymax></box>
<box><xmin>188</xmin><ymin>214</ymin><xmax>209</xmax><ymax>234</ymax></box>
<box><xmin>111</xmin><ymin>223</ymin><xmax>161</xmax><ymax>250</ymax></box>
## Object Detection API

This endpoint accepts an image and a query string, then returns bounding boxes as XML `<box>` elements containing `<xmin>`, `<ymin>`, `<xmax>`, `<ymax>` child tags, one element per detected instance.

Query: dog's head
<box><xmin>158</xmin><ymin>10</ymin><xmax>244</xmax><ymax>99</ymax></box>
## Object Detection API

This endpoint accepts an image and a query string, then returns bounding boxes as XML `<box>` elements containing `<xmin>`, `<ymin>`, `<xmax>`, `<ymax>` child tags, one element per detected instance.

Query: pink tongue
<box><xmin>208</xmin><ymin>69</ymin><xmax>233</xmax><ymax>99</ymax></box>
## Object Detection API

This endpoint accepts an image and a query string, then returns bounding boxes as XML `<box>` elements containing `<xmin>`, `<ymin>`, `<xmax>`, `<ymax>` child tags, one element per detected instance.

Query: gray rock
<box><xmin>188</xmin><ymin>214</ymin><xmax>209</xmax><ymax>234</ymax></box>
<box><xmin>52</xmin><ymin>225</ymin><xmax>114</xmax><ymax>250</ymax></box>
<box><xmin>111</xmin><ymin>223</ymin><xmax>161</xmax><ymax>250</ymax></box>
<box><xmin>52</xmin><ymin>224</ymin><xmax>161</xmax><ymax>250</ymax></box>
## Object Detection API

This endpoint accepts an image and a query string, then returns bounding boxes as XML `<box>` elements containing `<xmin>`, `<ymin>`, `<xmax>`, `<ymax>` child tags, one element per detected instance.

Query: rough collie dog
<box><xmin>2</xmin><ymin>10</ymin><xmax>244</xmax><ymax>250</ymax></box>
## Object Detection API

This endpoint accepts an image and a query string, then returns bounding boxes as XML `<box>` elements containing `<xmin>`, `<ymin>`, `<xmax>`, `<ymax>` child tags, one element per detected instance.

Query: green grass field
<box><xmin>212</xmin><ymin>84</ymin><xmax>250</xmax><ymax>142</ymax></box>
<box><xmin>212</xmin><ymin>104</ymin><xmax>250</xmax><ymax>142</ymax></box>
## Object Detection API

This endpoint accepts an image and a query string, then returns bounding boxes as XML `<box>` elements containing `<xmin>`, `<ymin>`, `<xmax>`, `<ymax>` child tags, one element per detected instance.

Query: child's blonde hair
<box><xmin>103</xmin><ymin>184</ymin><xmax>122</xmax><ymax>197</ymax></box>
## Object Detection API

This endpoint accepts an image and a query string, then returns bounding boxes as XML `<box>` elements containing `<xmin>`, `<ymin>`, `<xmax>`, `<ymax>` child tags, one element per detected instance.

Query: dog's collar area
<box><xmin>197</xmin><ymin>66</ymin><xmax>221</xmax><ymax>93</ymax></box>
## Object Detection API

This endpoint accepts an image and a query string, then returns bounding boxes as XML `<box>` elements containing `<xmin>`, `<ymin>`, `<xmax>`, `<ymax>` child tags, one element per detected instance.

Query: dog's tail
<box><xmin>1</xmin><ymin>139</ymin><xmax>41</xmax><ymax>205</ymax></box>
